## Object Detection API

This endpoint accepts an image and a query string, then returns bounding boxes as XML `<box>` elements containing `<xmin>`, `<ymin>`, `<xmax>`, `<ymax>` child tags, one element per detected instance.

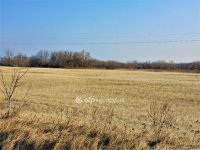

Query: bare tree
<box><xmin>3</xmin><ymin>49</ymin><xmax>14</xmax><ymax>65</ymax></box>
<box><xmin>13</xmin><ymin>53</ymin><xmax>29</xmax><ymax>67</ymax></box>
<box><xmin>0</xmin><ymin>69</ymin><xmax>30</xmax><ymax>118</ymax></box>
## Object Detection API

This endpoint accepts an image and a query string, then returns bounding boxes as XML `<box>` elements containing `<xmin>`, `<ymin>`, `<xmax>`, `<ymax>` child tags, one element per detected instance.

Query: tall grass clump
<box><xmin>146</xmin><ymin>101</ymin><xmax>177</xmax><ymax>148</ymax></box>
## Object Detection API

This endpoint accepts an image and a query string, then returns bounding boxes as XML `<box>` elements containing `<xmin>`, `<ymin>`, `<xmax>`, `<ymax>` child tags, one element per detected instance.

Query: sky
<box><xmin>0</xmin><ymin>0</ymin><xmax>200</xmax><ymax>62</ymax></box>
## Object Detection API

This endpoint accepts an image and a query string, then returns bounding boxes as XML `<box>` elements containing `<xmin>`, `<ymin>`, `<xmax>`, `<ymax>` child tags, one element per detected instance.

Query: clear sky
<box><xmin>0</xmin><ymin>0</ymin><xmax>200</xmax><ymax>62</ymax></box>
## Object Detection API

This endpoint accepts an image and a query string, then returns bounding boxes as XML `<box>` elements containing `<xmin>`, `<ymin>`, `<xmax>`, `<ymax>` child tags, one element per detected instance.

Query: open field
<box><xmin>0</xmin><ymin>66</ymin><xmax>200</xmax><ymax>149</ymax></box>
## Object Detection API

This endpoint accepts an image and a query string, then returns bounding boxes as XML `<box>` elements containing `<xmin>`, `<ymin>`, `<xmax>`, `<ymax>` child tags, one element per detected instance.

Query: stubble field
<box><xmin>0</xmin><ymin>66</ymin><xmax>200</xmax><ymax>149</ymax></box>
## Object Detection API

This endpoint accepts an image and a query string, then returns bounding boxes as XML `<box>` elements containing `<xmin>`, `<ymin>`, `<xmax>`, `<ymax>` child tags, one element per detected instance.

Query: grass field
<box><xmin>0</xmin><ymin>66</ymin><xmax>200</xmax><ymax>149</ymax></box>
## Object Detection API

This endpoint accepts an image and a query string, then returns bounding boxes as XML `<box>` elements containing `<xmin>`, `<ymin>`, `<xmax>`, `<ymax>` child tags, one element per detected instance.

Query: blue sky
<box><xmin>0</xmin><ymin>0</ymin><xmax>200</xmax><ymax>62</ymax></box>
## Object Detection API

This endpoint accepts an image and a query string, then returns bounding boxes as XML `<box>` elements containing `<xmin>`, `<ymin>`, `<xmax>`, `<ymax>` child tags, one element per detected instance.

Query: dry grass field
<box><xmin>0</xmin><ymin>66</ymin><xmax>200</xmax><ymax>149</ymax></box>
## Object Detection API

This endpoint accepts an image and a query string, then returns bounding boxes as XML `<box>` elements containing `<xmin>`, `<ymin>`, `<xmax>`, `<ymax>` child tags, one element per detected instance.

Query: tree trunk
<box><xmin>8</xmin><ymin>98</ymin><xmax>11</xmax><ymax>116</ymax></box>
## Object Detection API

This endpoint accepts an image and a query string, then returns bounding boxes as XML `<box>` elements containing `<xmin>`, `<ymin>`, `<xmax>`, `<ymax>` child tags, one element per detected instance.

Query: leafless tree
<box><xmin>0</xmin><ymin>69</ymin><xmax>31</xmax><ymax>118</ymax></box>
<box><xmin>13</xmin><ymin>53</ymin><xmax>29</xmax><ymax>67</ymax></box>
<box><xmin>3</xmin><ymin>49</ymin><xmax>14</xmax><ymax>65</ymax></box>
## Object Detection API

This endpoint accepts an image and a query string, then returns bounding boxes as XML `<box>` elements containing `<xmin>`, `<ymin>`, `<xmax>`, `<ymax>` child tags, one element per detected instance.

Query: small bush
<box><xmin>147</xmin><ymin>101</ymin><xmax>176</xmax><ymax>148</ymax></box>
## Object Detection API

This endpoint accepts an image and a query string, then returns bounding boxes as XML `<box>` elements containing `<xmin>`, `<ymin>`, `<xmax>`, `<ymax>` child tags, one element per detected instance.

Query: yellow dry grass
<box><xmin>0</xmin><ymin>66</ymin><xmax>200</xmax><ymax>149</ymax></box>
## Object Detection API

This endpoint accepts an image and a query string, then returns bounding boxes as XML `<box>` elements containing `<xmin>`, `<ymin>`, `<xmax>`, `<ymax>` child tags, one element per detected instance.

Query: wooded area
<box><xmin>0</xmin><ymin>50</ymin><xmax>200</xmax><ymax>71</ymax></box>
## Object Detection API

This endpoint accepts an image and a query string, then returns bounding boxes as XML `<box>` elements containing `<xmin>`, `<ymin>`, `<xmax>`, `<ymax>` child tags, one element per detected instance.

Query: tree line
<box><xmin>0</xmin><ymin>49</ymin><xmax>200</xmax><ymax>71</ymax></box>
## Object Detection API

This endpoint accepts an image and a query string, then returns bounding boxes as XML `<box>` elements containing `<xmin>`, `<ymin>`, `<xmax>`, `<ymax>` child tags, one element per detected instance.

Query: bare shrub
<box><xmin>147</xmin><ymin>101</ymin><xmax>176</xmax><ymax>148</ymax></box>
<box><xmin>0</xmin><ymin>69</ymin><xmax>31</xmax><ymax>118</ymax></box>
<box><xmin>148</xmin><ymin>101</ymin><xmax>176</xmax><ymax>129</ymax></box>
